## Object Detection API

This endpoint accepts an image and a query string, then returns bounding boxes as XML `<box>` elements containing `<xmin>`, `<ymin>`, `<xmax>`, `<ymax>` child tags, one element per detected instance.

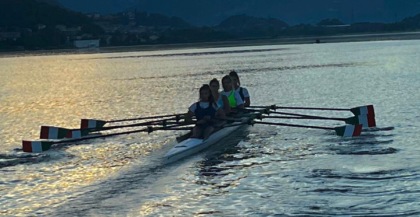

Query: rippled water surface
<box><xmin>1</xmin><ymin>40</ymin><xmax>419</xmax><ymax>216</ymax></box>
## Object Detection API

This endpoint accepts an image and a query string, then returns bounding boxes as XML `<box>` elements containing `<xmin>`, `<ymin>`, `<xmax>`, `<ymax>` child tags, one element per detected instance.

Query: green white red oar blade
<box><xmin>344</xmin><ymin>115</ymin><xmax>377</xmax><ymax>128</ymax></box>
<box><xmin>80</xmin><ymin>119</ymin><xmax>106</xmax><ymax>129</ymax></box>
<box><xmin>22</xmin><ymin>140</ymin><xmax>54</xmax><ymax>153</ymax></box>
<box><xmin>40</xmin><ymin>126</ymin><xmax>90</xmax><ymax>139</ymax></box>
<box><xmin>66</xmin><ymin>129</ymin><xmax>90</xmax><ymax>139</ymax></box>
<box><xmin>334</xmin><ymin>124</ymin><xmax>363</xmax><ymax>137</ymax></box>
<box><xmin>350</xmin><ymin>105</ymin><xmax>375</xmax><ymax>116</ymax></box>
<box><xmin>40</xmin><ymin>126</ymin><xmax>69</xmax><ymax>139</ymax></box>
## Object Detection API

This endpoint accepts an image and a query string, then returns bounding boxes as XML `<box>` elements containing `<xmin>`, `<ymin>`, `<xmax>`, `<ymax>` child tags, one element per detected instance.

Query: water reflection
<box><xmin>85</xmin><ymin>47</ymin><xmax>290</xmax><ymax>60</ymax></box>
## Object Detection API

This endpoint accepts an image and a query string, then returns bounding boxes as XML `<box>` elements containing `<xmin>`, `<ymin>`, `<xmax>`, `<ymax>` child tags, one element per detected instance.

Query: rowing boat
<box><xmin>163</xmin><ymin>111</ymin><xmax>261</xmax><ymax>164</ymax></box>
<box><xmin>21</xmin><ymin>105</ymin><xmax>369</xmax><ymax>153</ymax></box>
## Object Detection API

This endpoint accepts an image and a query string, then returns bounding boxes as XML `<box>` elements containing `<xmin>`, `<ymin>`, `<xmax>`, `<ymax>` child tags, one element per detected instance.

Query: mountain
<box><xmin>58</xmin><ymin>0</ymin><xmax>137</xmax><ymax>14</ymax></box>
<box><xmin>0</xmin><ymin>0</ymin><xmax>103</xmax><ymax>50</ymax></box>
<box><xmin>37</xmin><ymin>0</ymin><xmax>61</xmax><ymax>6</ymax></box>
<box><xmin>217</xmin><ymin>15</ymin><xmax>288</xmax><ymax>37</ymax></box>
<box><xmin>57</xmin><ymin>0</ymin><xmax>420</xmax><ymax>26</ymax></box>
<box><xmin>0</xmin><ymin>0</ymin><xmax>90</xmax><ymax>27</ymax></box>
<box><xmin>219</xmin><ymin>15</ymin><xmax>288</xmax><ymax>29</ymax></box>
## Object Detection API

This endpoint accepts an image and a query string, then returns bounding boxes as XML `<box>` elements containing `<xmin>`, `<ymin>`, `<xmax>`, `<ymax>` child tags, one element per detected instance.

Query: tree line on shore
<box><xmin>1</xmin><ymin>0</ymin><xmax>420</xmax><ymax>51</ymax></box>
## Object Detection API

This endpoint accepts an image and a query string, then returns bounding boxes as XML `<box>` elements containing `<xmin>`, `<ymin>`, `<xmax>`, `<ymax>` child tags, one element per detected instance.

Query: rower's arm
<box><xmin>222</xmin><ymin>95</ymin><xmax>231</xmax><ymax>114</ymax></box>
<box><xmin>215</xmin><ymin>108</ymin><xmax>226</xmax><ymax>119</ymax></box>
<box><xmin>185</xmin><ymin>110</ymin><xmax>195</xmax><ymax>123</ymax></box>
<box><xmin>244</xmin><ymin>97</ymin><xmax>250</xmax><ymax>107</ymax></box>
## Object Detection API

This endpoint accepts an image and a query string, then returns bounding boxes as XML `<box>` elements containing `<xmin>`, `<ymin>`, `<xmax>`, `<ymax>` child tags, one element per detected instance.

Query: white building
<box><xmin>73</xmin><ymin>39</ymin><xmax>100</xmax><ymax>48</ymax></box>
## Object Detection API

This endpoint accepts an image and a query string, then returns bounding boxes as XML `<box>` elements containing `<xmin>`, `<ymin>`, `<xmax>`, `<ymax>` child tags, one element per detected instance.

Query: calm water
<box><xmin>0</xmin><ymin>40</ymin><xmax>419</xmax><ymax>216</ymax></box>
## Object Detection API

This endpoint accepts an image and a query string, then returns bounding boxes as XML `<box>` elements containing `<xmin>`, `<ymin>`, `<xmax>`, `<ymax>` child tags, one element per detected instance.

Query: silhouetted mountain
<box><xmin>399</xmin><ymin>13</ymin><xmax>420</xmax><ymax>29</ymax></box>
<box><xmin>58</xmin><ymin>0</ymin><xmax>137</xmax><ymax>14</ymax></box>
<box><xmin>0</xmin><ymin>0</ymin><xmax>91</xmax><ymax>27</ymax></box>
<box><xmin>37</xmin><ymin>0</ymin><xmax>61</xmax><ymax>6</ymax></box>
<box><xmin>219</xmin><ymin>15</ymin><xmax>288</xmax><ymax>29</ymax></box>
<box><xmin>317</xmin><ymin>19</ymin><xmax>345</xmax><ymax>26</ymax></box>
<box><xmin>57</xmin><ymin>0</ymin><xmax>420</xmax><ymax>26</ymax></box>
<box><xmin>218</xmin><ymin>15</ymin><xmax>288</xmax><ymax>37</ymax></box>
<box><xmin>129</xmin><ymin>12</ymin><xmax>191</xmax><ymax>28</ymax></box>
<box><xmin>0</xmin><ymin>0</ymin><xmax>103</xmax><ymax>50</ymax></box>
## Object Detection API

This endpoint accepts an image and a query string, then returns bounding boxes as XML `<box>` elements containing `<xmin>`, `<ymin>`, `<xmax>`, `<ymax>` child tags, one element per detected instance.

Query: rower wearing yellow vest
<box><xmin>229</xmin><ymin>70</ymin><xmax>251</xmax><ymax>107</ymax></box>
<box><xmin>220</xmin><ymin>75</ymin><xmax>244</xmax><ymax>114</ymax></box>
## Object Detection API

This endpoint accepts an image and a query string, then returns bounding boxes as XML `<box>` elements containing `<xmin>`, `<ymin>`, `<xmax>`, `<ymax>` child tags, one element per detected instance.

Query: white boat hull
<box><xmin>164</xmin><ymin>117</ymin><xmax>250</xmax><ymax>164</ymax></box>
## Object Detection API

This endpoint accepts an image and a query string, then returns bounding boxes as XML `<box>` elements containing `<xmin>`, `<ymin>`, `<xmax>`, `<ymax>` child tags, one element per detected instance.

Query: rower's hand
<box><xmin>184</xmin><ymin>117</ymin><xmax>194</xmax><ymax>124</ymax></box>
<box><xmin>197</xmin><ymin>116</ymin><xmax>211</xmax><ymax>125</ymax></box>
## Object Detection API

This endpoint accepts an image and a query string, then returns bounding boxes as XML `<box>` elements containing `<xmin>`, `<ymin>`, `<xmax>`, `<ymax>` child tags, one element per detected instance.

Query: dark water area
<box><xmin>0</xmin><ymin>40</ymin><xmax>419</xmax><ymax>216</ymax></box>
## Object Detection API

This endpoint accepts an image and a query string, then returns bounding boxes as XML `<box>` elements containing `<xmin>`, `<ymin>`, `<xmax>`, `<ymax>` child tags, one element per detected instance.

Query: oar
<box><xmin>81</xmin><ymin>113</ymin><xmax>186</xmax><ymax>129</ymax></box>
<box><xmin>23</xmin><ymin>124</ymin><xmax>194</xmax><ymax>153</ymax></box>
<box><xmin>252</xmin><ymin>121</ymin><xmax>363</xmax><ymax>137</ymax></box>
<box><xmin>41</xmin><ymin>117</ymin><xmax>186</xmax><ymax>140</ymax></box>
<box><xmin>250</xmin><ymin>105</ymin><xmax>375</xmax><ymax>116</ymax></box>
<box><xmin>261</xmin><ymin>112</ymin><xmax>376</xmax><ymax>128</ymax></box>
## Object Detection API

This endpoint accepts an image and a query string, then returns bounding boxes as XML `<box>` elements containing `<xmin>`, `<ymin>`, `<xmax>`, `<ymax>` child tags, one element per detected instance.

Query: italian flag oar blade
<box><xmin>40</xmin><ymin>126</ymin><xmax>90</xmax><ymax>139</ymax></box>
<box><xmin>344</xmin><ymin>115</ymin><xmax>376</xmax><ymax>128</ymax></box>
<box><xmin>40</xmin><ymin>126</ymin><xmax>69</xmax><ymax>139</ymax></box>
<box><xmin>22</xmin><ymin>140</ymin><xmax>54</xmax><ymax>153</ymax></box>
<box><xmin>66</xmin><ymin>129</ymin><xmax>90</xmax><ymax>139</ymax></box>
<box><xmin>80</xmin><ymin>119</ymin><xmax>107</xmax><ymax>129</ymax></box>
<box><xmin>350</xmin><ymin>105</ymin><xmax>375</xmax><ymax>116</ymax></box>
<box><xmin>334</xmin><ymin>124</ymin><xmax>363</xmax><ymax>137</ymax></box>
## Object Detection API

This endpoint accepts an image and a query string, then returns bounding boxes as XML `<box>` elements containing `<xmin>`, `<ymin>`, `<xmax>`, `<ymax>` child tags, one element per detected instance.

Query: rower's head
<box><xmin>209</xmin><ymin>78</ymin><xmax>220</xmax><ymax>92</ymax></box>
<box><xmin>222</xmin><ymin>75</ymin><xmax>233</xmax><ymax>91</ymax></box>
<box><xmin>229</xmin><ymin>70</ymin><xmax>240</xmax><ymax>88</ymax></box>
<box><xmin>199</xmin><ymin>84</ymin><xmax>214</xmax><ymax>103</ymax></box>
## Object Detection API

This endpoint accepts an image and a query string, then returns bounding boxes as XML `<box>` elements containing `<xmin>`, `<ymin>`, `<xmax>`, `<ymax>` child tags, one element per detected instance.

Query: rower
<box><xmin>220</xmin><ymin>75</ymin><xmax>244</xmax><ymax>115</ymax></box>
<box><xmin>185</xmin><ymin>84</ymin><xmax>225</xmax><ymax>139</ymax></box>
<box><xmin>209</xmin><ymin>78</ymin><xmax>223</xmax><ymax>108</ymax></box>
<box><xmin>229</xmin><ymin>70</ymin><xmax>251</xmax><ymax>107</ymax></box>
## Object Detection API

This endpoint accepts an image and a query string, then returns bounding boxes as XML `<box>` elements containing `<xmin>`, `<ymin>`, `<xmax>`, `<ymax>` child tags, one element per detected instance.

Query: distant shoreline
<box><xmin>2</xmin><ymin>31</ymin><xmax>420</xmax><ymax>57</ymax></box>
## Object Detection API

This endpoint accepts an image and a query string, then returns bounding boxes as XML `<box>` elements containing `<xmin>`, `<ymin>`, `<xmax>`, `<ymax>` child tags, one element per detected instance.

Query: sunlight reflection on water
<box><xmin>0</xmin><ymin>41</ymin><xmax>419</xmax><ymax>216</ymax></box>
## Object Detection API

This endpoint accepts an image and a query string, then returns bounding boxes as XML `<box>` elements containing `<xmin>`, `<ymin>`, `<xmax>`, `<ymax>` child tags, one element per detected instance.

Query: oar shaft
<box><xmin>250</xmin><ymin>105</ymin><xmax>349</xmax><ymax>111</ymax></box>
<box><xmin>254</xmin><ymin>121</ymin><xmax>333</xmax><ymax>130</ymax></box>
<box><xmin>93</xmin><ymin>117</ymin><xmax>180</xmax><ymax>131</ymax></box>
<box><xmin>275</xmin><ymin>106</ymin><xmax>348</xmax><ymax>111</ymax></box>
<box><xmin>107</xmin><ymin>113</ymin><xmax>185</xmax><ymax>123</ymax></box>
<box><xmin>266</xmin><ymin>112</ymin><xmax>346</xmax><ymax>121</ymax></box>
<box><xmin>54</xmin><ymin>123</ymin><xmax>193</xmax><ymax>144</ymax></box>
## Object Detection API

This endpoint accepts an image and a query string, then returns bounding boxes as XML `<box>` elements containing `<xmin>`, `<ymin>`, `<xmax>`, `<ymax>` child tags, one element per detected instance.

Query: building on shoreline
<box><xmin>73</xmin><ymin>39</ymin><xmax>100</xmax><ymax>48</ymax></box>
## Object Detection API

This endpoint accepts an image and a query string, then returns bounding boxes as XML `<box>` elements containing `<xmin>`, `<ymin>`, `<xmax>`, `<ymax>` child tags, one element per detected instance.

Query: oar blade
<box><xmin>80</xmin><ymin>119</ymin><xmax>107</xmax><ymax>129</ymax></box>
<box><xmin>40</xmin><ymin>126</ymin><xmax>70</xmax><ymax>139</ymax></box>
<box><xmin>368</xmin><ymin>114</ymin><xmax>376</xmax><ymax>128</ymax></box>
<box><xmin>66</xmin><ymin>129</ymin><xmax>90</xmax><ymax>139</ymax></box>
<box><xmin>350</xmin><ymin>105</ymin><xmax>375</xmax><ymax>116</ymax></box>
<box><xmin>345</xmin><ymin>115</ymin><xmax>377</xmax><ymax>128</ymax></box>
<box><xmin>22</xmin><ymin>140</ymin><xmax>54</xmax><ymax>153</ymax></box>
<box><xmin>334</xmin><ymin>124</ymin><xmax>363</xmax><ymax>137</ymax></box>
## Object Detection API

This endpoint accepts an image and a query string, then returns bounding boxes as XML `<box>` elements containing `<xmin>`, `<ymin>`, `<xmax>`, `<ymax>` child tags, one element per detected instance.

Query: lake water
<box><xmin>0</xmin><ymin>40</ymin><xmax>419</xmax><ymax>216</ymax></box>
